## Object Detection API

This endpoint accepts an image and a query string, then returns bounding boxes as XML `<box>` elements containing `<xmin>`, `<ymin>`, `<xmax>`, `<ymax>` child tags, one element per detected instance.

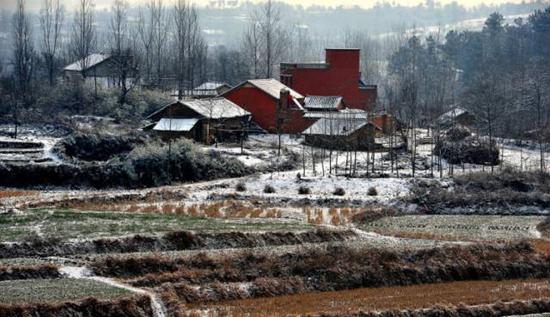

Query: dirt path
<box><xmin>59</xmin><ymin>266</ymin><xmax>167</xmax><ymax>317</ymax></box>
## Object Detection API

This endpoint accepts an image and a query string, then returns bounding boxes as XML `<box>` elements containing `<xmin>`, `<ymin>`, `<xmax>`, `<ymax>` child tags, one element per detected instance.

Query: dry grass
<box><xmin>62</xmin><ymin>199</ymin><xmax>286</xmax><ymax>220</ymax></box>
<box><xmin>532</xmin><ymin>239</ymin><xmax>550</xmax><ymax>256</ymax></box>
<box><xmin>195</xmin><ymin>279</ymin><xmax>550</xmax><ymax>316</ymax></box>
<box><xmin>0</xmin><ymin>190</ymin><xmax>37</xmax><ymax>199</ymax></box>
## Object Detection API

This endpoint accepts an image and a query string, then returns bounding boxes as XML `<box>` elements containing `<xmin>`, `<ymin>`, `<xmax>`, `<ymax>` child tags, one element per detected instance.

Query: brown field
<box><xmin>193</xmin><ymin>279</ymin><xmax>550</xmax><ymax>316</ymax></box>
<box><xmin>532</xmin><ymin>239</ymin><xmax>550</xmax><ymax>256</ymax></box>
<box><xmin>0</xmin><ymin>190</ymin><xmax>36</xmax><ymax>199</ymax></box>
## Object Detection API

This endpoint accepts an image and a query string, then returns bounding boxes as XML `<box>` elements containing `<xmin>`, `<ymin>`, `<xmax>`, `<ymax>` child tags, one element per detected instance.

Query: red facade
<box><xmin>223</xmin><ymin>81</ymin><xmax>313</xmax><ymax>134</ymax></box>
<box><xmin>280</xmin><ymin>49</ymin><xmax>377</xmax><ymax>111</ymax></box>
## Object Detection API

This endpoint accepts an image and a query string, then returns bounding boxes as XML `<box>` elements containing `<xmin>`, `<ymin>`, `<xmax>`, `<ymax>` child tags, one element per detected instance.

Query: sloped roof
<box><xmin>303</xmin><ymin>117</ymin><xmax>371</xmax><ymax>136</ymax></box>
<box><xmin>304</xmin><ymin>96</ymin><xmax>343</xmax><ymax>110</ymax></box>
<box><xmin>303</xmin><ymin>108</ymin><xmax>367</xmax><ymax>119</ymax></box>
<box><xmin>147</xmin><ymin>97</ymin><xmax>250</xmax><ymax>120</ymax></box>
<box><xmin>153</xmin><ymin>118</ymin><xmax>199</xmax><ymax>132</ymax></box>
<box><xmin>226</xmin><ymin>79</ymin><xmax>304</xmax><ymax>100</ymax></box>
<box><xmin>194</xmin><ymin>82</ymin><xmax>230</xmax><ymax>91</ymax></box>
<box><xmin>64</xmin><ymin>54</ymin><xmax>110</xmax><ymax>72</ymax></box>
<box><xmin>182</xmin><ymin>98</ymin><xmax>250</xmax><ymax>119</ymax></box>
<box><xmin>438</xmin><ymin>107</ymin><xmax>473</xmax><ymax>123</ymax></box>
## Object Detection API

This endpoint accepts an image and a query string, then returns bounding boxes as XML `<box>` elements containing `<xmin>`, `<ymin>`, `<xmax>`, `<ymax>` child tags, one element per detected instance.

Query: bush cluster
<box><xmin>0</xmin><ymin>139</ymin><xmax>249</xmax><ymax>189</ymax></box>
<box><xmin>0</xmin><ymin>264</ymin><xmax>60</xmax><ymax>281</ymax></box>
<box><xmin>333</xmin><ymin>187</ymin><xmax>346</xmax><ymax>196</ymax></box>
<box><xmin>54</xmin><ymin>132</ymin><xmax>144</xmax><ymax>162</ymax></box>
<box><xmin>434</xmin><ymin>136</ymin><xmax>499</xmax><ymax>166</ymax></box>
<box><xmin>0</xmin><ymin>295</ymin><xmax>153</xmax><ymax>317</ymax></box>
<box><xmin>298</xmin><ymin>186</ymin><xmax>311</xmax><ymax>195</ymax></box>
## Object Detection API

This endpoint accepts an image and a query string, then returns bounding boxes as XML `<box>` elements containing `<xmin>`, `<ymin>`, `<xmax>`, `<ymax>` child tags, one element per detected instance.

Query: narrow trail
<box><xmin>59</xmin><ymin>266</ymin><xmax>167</xmax><ymax>317</ymax></box>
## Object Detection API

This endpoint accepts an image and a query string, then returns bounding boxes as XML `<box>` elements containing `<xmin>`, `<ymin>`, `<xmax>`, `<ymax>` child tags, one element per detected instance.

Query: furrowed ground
<box><xmin>192</xmin><ymin>279</ymin><xmax>550</xmax><ymax>316</ymax></box>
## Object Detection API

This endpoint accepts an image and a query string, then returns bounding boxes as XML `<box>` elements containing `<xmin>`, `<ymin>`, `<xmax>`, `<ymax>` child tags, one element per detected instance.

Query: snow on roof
<box><xmin>153</xmin><ymin>118</ymin><xmax>199</xmax><ymax>132</ymax></box>
<box><xmin>303</xmin><ymin>117</ymin><xmax>370</xmax><ymax>136</ymax></box>
<box><xmin>64</xmin><ymin>53</ymin><xmax>110</xmax><ymax>72</ymax></box>
<box><xmin>303</xmin><ymin>109</ymin><xmax>367</xmax><ymax>120</ymax></box>
<box><xmin>194</xmin><ymin>82</ymin><xmax>229</xmax><ymax>91</ymax></box>
<box><xmin>148</xmin><ymin>97</ymin><xmax>250</xmax><ymax>120</ymax></box>
<box><xmin>304</xmin><ymin>96</ymin><xmax>343</xmax><ymax>110</ymax></box>
<box><xmin>245</xmin><ymin>79</ymin><xmax>304</xmax><ymax>100</ymax></box>
<box><xmin>438</xmin><ymin>107</ymin><xmax>470</xmax><ymax>122</ymax></box>
<box><xmin>181</xmin><ymin>97</ymin><xmax>250</xmax><ymax>119</ymax></box>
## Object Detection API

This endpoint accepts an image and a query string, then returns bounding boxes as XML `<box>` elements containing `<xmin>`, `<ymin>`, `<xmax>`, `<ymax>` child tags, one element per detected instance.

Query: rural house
<box><xmin>145</xmin><ymin>97</ymin><xmax>251</xmax><ymax>144</ymax></box>
<box><xmin>280</xmin><ymin>48</ymin><xmax>377</xmax><ymax>111</ymax></box>
<box><xmin>223</xmin><ymin>79</ymin><xmax>312</xmax><ymax>134</ymax></box>
<box><xmin>437</xmin><ymin>107</ymin><xmax>478</xmax><ymax>128</ymax></box>
<box><xmin>303</xmin><ymin>116</ymin><xmax>383</xmax><ymax>151</ymax></box>
<box><xmin>63</xmin><ymin>53</ymin><xmax>136</xmax><ymax>89</ymax></box>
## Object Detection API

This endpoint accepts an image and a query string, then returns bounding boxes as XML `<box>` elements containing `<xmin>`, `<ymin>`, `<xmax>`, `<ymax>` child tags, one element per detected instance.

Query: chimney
<box><xmin>279</xmin><ymin>89</ymin><xmax>289</xmax><ymax>110</ymax></box>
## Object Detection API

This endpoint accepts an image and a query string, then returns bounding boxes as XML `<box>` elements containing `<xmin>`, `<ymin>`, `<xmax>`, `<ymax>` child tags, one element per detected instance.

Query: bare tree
<box><xmin>12</xmin><ymin>0</ymin><xmax>34</xmax><ymax>139</ymax></box>
<box><xmin>109</xmin><ymin>0</ymin><xmax>137</xmax><ymax>107</ymax></box>
<box><xmin>250</xmin><ymin>0</ymin><xmax>287</xmax><ymax>78</ymax></box>
<box><xmin>70</xmin><ymin>0</ymin><xmax>95</xmax><ymax>84</ymax></box>
<box><xmin>242</xmin><ymin>19</ymin><xmax>260</xmax><ymax>78</ymax></box>
<box><xmin>39</xmin><ymin>0</ymin><xmax>64</xmax><ymax>87</ymax></box>
<box><xmin>137</xmin><ymin>3</ymin><xmax>155</xmax><ymax>84</ymax></box>
<box><xmin>151</xmin><ymin>0</ymin><xmax>168</xmax><ymax>86</ymax></box>
<box><xmin>110</xmin><ymin>0</ymin><xmax>127</xmax><ymax>57</ymax></box>
<box><xmin>173</xmin><ymin>0</ymin><xmax>189</xmax><ymax>99</ymax></box>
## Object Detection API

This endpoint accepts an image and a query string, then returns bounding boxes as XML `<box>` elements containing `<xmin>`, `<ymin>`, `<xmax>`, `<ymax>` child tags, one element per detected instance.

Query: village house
<box><xmin>222</xmin><ymin>79</ymin><xmax>312</xmax><ymax>134</ymax></box>
<box><xmin>437</xmin><ymin>106</ymin><xmax>478</xmax><ymax>128</ymax></box>
<box><xmin>280</xmin><ymin>48</ymin><xmax>377</xmax><ymax>111</ymax></box>
<box><xmin>302</xmin><ymin>115</ymin><xmax>383</xmax><ymax>151</ymax></box>
<box><xmin>63</xmin><ymin>53</ymin><xmax>136</xmax><ymax>89</ymax></box>
<box><xmin>145</xmin><ymin>97</ymin><xmax>251</xmax><ymax>144</ymax></box>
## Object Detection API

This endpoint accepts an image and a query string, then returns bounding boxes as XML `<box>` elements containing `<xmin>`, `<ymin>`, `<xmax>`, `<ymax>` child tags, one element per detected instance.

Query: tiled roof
<box><xmin>304</xmin><ymin>96</ymin><xmax>343</xmax><ymax>110</ymax></box>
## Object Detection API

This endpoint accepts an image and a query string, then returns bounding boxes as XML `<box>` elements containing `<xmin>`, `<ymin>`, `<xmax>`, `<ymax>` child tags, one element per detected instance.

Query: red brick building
<box><xmin>223</xmin><ymin>79</ymin><xmax>313</xmax><ymax>134</ymax></box>
<box><xmin>280</xmin><ymin>48</ymin><xmax>377</xmax><ymax>111</ymax></box>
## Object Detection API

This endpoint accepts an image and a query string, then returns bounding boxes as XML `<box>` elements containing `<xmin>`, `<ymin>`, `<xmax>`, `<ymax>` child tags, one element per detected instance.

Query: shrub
<box><xmin>0</xmin><ymin>139</ymin><xmax>249</xmax><ymax>189</ymax></box>
<box><xmin>264</xmin><ymin>185</ymin><xmax>276</xmax><ymax>194</ymax></box>
<box><xmin>333</xmin><ymin>187</ymin><xmax>345</xmax><ymax>196</ymax></box>
<box><xmin>367</xmin><ymin>187</ymin><xmax>378</xmax><ymax>196</ymax></box>
<box><xmin>298</xmin><ymin>186</ymin><xmax>311</xmax><ymax>195</ymax></box>
<box><xmin>445</xmin><ymin>125</ymin><xmax>472</xmax><ymax>142</ymax></box>
<box><xmin>235</xmin><ymin>182</ymin><xmax>247</xmax><ymax>192</ymax></box>
<box><xmin>54</xmin><ymin>132</ymin><xmax>144</xmax><ymax>162</ymax></box>
<box><xmin>434</xmin><ymin>136</ymin><xmax>499</xmax><ymax>165</ymax></box>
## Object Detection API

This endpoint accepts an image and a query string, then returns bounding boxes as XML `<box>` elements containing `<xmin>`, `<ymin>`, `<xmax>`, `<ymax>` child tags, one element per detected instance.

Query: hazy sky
<box><xmin>0</xmin><ymin>0</ymin><xmax>530</xmax><ymax>11</ymax></box>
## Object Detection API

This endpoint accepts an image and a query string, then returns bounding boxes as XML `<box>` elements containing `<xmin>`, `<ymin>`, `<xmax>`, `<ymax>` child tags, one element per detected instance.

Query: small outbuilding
<box><xmin>437</xmin><ymin>107</ymin><xmax>478</xmax><ymax>128</ymax></box>
<box><xmin>146</xmin><ymin>97</ymin><xmax>251</xmax><ymax>144</ymax></box>
<box><xmin>302</xmin><ymin>116</ymin><xmax>382</xmax><ymax>151</ymax></box>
